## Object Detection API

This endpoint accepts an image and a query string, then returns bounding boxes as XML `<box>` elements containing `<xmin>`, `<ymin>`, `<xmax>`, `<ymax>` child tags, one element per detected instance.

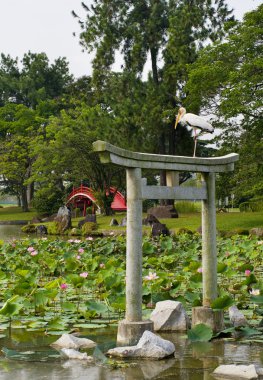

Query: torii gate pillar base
<box><xmin>117</xmin><ymin>319</ymin><xmax>154</xmax><ymax>346</ymax></box>
<box><xmin>192</xmin><ymin>307</ymin><xmax>225</xmax><ymax>333</ymax></box>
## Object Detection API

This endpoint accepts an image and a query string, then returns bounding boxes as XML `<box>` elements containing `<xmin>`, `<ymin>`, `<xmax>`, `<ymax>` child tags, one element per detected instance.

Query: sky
<box><xmin>0</xmin><ymin>0</ymin><xmax>261</xmax><ymax>79</ymax></box>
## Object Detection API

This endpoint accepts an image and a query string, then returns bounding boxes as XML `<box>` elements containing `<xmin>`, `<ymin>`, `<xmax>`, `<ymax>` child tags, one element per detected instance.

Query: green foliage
<box><xmin>187</xmin><ymin>5</ymin><xmax>263</xmax><ymax>201</ymax></box>
<box><xmin>239</xmin><ymin>199</ymin><xmax>263</xmax><ymax>213</ymax></box>
<box><xmin>21</xmin><ymin>224</ymin><xmax>36</xmax><ymax>233</ymax></box>
<box><xmin>32</xmin><ymin>187</ymin><xmax>64</xmax><ymax>215</ymax></box>
<box><xmin>81</xmin><ymin>222</ymin><xmax>98</xmax><ymax>235</ymax></box>
<box><xmin>211</xmin><ymin>295</ymin><xmax>234</xmax><ymax>310</ymax></box>
<box><xmin>187</xmin><ymin>324</ymin><xmax>213</xmax><ymax>342</ymax></box>
<box><xmin>175</xmin><ymin>201</ymin><xmax>201</xmax><ymax>214</ymax></box>
<box><xmin>0</xmin><ymin>233</ymin><xmax>261</xmax><ymax>331</ymax></box>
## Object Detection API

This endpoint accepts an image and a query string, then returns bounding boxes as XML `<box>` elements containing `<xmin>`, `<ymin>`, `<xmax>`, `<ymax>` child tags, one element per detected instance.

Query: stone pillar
<box><xmin>192</xmin><ymin>172</ymin><xmax>224</xmax><ymax>332</ymax></box>
<box><xmin>117</xmin><ymin>167</ymin><xmax>153</xmax><ymax>345</ymax></box>
<box><xmin>126</xmin><ymin>167</ymin><xmax>143</xmax><ymax>321</ymax></box>
<box><xmin>166</xmin><ymin>171</ymin><xmax>179</xmax><ymax>187</ymax></box>
<box><xmin>201</xmin><ymin>172</ymin><xmax>217</xmax><ymax>305</ymax></box>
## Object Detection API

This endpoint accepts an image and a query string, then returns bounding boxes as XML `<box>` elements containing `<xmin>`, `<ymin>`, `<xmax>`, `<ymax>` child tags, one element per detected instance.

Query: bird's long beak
<box><xmin>174</xmin><ymin>114</ymin><xmax>180</xmax><ymax>129</ymax></box>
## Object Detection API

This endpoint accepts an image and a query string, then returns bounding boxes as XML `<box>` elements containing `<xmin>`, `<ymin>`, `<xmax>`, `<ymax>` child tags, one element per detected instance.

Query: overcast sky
<box><xmin>0</xmin><ymin>0</ymin><xmax>261</xmax><ymax>78</ymax></box>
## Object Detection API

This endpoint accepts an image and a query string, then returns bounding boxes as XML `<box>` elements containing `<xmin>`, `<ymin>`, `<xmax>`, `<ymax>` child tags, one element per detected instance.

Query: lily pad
<box><xmin>187</xmin><ymin>324</ymin><xmax>213</xmax><ymax>342</ymax></box>
<box><xmin>73</xmin><ymin>323</ymin><xmax>107</xmax><ymax>329</ymax></box>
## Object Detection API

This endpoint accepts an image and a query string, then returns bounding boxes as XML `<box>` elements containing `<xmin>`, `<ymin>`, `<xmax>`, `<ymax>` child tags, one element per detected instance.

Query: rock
<box><xmin>256</xmin><ymin>367</ymin><xmax>263</xmax><ymax>376</ymax></box>
<box><xmin>60</xmin><ymin>348</ymin><xmax>93</xmax><ymax>361</ymax></box>
<box><xmin>35</xmin><ymin>225</ymin><xmax>48</xmax><ymax>234</ymax></box>
<box><xmin>142</xmin><ymin>214</ymin><xmax>160</xmax><ymax>226</ymax></box>
<box><xmin>229</xmin><ymin>305</ymin><xmax>248</xmax><ymax>327</ymax></box>
<box><xmin>147</xmin><ymin>205</ymin><xmax>178</xmax><ymax>219</ymax></box>
<box><xmin>212</xmin><ymin>364</ymin><xmax>259</xmax><ymax>379</ymax></box>
<box><xmin>31</xmin><ymin>217</ymin><xmax>42</xmax><ymax>224</ymax></box>
<box><xmin>78</xmin><ymin>214</ymin><xmax>96</xmax><ymax>228</ymax></box>
<box><xmin>109</xmin><ymin>218</ymin><xmax>119</xmax><ymax>226</ymax></box>
<box><xmin>107</xmin><ymin>330</ymin><xmax>175</xmax><ymax>359</ymax></box>
<box><xmin>151</xmin><ymin>223</ymin><xmax>170</xmax><ymax>237</ymax></box>
<box><xmin>51</xmin><ymin>334</ymin><xmax>96</xmax><ymax>349</ymax></box>
<box><xmin>120</xmin><ymin>217</ymin><xmax>127</xmax><ymax>226</ymax></box>
<box><xmin>150</xmin><ymin>300</ymin><xmax>190</xmax><ymax>331</ymax></box>
<box><xmin>250</xmin><ymin>228</ymin><xmax>263</xmax><ymax>237</ymax></box>
<box><xmin>54</xmin><ymin>206</ymin><xmax>71</xmax><ymax>233</ymax></box>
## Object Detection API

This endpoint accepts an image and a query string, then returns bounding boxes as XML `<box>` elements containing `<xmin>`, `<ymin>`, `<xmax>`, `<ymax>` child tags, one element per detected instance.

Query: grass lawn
<box><xmin>0</xmin><ymin>206</ymin><xmax>37</xmax><ymax>221</ymax></box>
<box><xmin>0</xmin><ymin>207</ymin><xmax>262</xmax><ymax>233</ymax></box>
<box><xmin>94</xmin><ymin>211</ymin><xmax>263</xmax><ymax>234</ymax></box>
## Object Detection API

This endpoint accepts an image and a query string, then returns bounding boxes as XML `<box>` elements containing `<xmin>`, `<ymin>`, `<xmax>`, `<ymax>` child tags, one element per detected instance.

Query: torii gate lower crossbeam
<box><xmin>93</xmin><ymin>140</ymin><xmax>239</xmax><ymax>345</ymax></box>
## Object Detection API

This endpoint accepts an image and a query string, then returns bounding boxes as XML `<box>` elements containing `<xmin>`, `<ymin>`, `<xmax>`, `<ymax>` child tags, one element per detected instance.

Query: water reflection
<box><xmin>0</xmin><ymin>225</ymin><xmax>25</xmax><ymax>241</ymax></box>
<box><xmin>0</xmin><ymin>329</ymin><xmax>262</xmax><ymax>380</ymax></box>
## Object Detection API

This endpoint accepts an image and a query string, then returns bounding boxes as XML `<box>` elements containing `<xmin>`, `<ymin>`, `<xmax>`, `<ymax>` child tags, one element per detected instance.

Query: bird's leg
<box><xmin>193</xmin><ymin>128</ymin><xmax>197</xmax><ymax>157</ymax></box>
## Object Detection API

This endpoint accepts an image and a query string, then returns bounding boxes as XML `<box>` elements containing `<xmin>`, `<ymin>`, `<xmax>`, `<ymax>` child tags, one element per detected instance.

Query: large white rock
<box><xmin>107</xmin><ymin>330</ymin><xmax>175</xmax><ymax>359</ymax></box>
<box><xmin>150</xmin><ymin>300</ymin><xmax>190</xmax><ymax>331</ymax></box>
<box><xmin>60</xmin><ymin>348</ymin><xmax>94</xmax><ymax>361</ymax></box>
<box><xmin>51</xmin><ymin>334</ymin><xmax>96</xmax><ymax>349</ymax></box>
<box><xmin>229</xmin><ymin>306</ymin><xmax>248</xmax><ymax>327</ymax></box>
<box><xmin>213</xmin><ymin>364</ymin><xmax>258</xmax><ymax>379</ymax></box>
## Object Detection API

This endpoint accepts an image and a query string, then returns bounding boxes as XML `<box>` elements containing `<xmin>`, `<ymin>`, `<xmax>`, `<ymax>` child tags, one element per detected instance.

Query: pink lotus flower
<box><xmin>76</xmin><ymin>255</ymin><xmax>81</xmax><ymax>260</ymax></box>
<box><xmin>27</xmin><ymin>246</ymin><xmax>35</xmax><ymax>252</ymax></box>
<box><xmin>197</xmin><ymin>267</ymin><xmax>203</xmax><ymax>273</ymax></box>
<box><xmin>245</xmin><ymin>269</ymin><xmax>251</xmax><ymax>276</ymax></box>
<box><xmin>30</xmin><ymin>250</ymin><xmax>38</xmax><ymax>256</ymax></box>
<box><xmin>78</xmin><ymin>248</ymin><xmax>84</xmax><ymax>254</ymax></box>
<box><xmin>144</xmin><ymin>272</ymin><xmax>159</xmax><ymax>281</ymax></box>
<box><xmin>60</xmin><ymin>283</ymin><xmax>68</xmax><ymax>290</ymax></box>
<box><xmin>80</xmin><ymin>272</ymin><xmax>88</xmax><ymax>278</ymax></box>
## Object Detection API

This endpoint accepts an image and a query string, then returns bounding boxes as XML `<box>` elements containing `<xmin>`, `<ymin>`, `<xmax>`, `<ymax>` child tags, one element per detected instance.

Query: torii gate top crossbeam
<box><xmin>93</xmin><ymin>140</ymin><xmax>239</xmax><ymax>173</ymax></box>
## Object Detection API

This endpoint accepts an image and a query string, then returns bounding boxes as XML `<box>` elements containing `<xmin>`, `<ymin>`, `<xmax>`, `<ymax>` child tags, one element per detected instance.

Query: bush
<box><xmin>239</xmin><ymin>198</ymin><xmax>263</xmax><ymax>212</ymax></box>
<box><xmin>81</xmin><ymin>222</ymin><xmax>98</xmax><ymax>235</ymax></box>
<box><xmin>177</xmin><ymin>227</ymin><xmax>193</xmax><ymax>235</ymax></box>
<box><xmin>21</xmin><ymin>224</ymin><xmax>36</xmax><ymax>233</ymax></box>
<box><xmin>175</xmin><ymin>201</ymin><xmax>201</xmax><ymax>213</ymax></box>
<box><xmin>33</xmin><ymin>187</ymin><xmax>64</xmax><ymax>215</ymax></box>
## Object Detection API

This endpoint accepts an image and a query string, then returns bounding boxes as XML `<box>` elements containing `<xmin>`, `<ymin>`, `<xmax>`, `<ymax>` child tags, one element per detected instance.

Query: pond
<box><xmin>0</xmin><ymin>328</ymin><xmax>262</xmax><ymax>380</ymax></box>
<box><xmin>0</xmin><ymin>225</ymin><xmax>26</xmax><ymax>241</ymax></box>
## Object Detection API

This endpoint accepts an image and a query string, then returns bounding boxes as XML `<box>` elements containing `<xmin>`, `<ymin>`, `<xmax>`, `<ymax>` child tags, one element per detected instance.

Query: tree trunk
<box><xmin>21</xmin><ymin>186</ymin><xmax>29</xmax><ymax>212</ymax></box>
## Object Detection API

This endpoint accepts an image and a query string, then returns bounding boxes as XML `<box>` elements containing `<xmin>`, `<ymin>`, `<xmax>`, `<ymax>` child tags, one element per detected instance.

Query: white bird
<box><xmin>174</xmin><ymin>107</ymin><xmax>214</xmax><ymax>157</ymax></box>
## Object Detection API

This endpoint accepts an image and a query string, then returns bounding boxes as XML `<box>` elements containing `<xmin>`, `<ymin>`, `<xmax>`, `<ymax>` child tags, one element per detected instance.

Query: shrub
<box><xmin>81</xmin><ymin>222</ymin><xmax>98</xmax><ymax>235</ymax></box>
<box><xmin>33</xmin><ymin>187</ymin><xmax>64</xmax><ymax>216</ymax></box>
<box><xmin>239</xmin><ymin>198</ymin><xmax>263</xmax><ymax>212</ymax></box>
<box><xmin>21</xmin><ymin>224</ymin><xmax>36</xmax><ymax>233</ymax></box>
<box><xmin>69</xmin><ymin>228</ymin><xmax>82</xmax><ymax>236</ymax></box>
<box><xmin>175</xmin><ymin>201</ymin><xmax>201</xmax><ymax>213</ymax></box>
<box><xmin>177</xmin><ymin>227</ymin><xmax>193</xmax><ymax>235</ymax></box>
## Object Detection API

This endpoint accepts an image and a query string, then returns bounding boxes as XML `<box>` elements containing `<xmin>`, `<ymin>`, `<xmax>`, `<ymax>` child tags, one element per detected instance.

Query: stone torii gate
<box><xmin>93</xmin><ymin>140</ymin><xmax>239</xmax><ymax>345</ymax></box>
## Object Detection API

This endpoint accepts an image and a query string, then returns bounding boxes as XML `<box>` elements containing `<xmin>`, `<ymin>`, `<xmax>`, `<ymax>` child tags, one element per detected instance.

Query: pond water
<box><xmin>0</xmin><ymin>327</ymin><xmax>262</xmax><ymax>380</ymax></box>
<box><xmin>0</xmin><ymin>225</ymin><xmax>26</xmax><ymax>241</ymax></box>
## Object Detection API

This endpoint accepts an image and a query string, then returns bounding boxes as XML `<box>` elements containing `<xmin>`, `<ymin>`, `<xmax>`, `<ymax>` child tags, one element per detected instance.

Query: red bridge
<box><xmin>66</xmin><ymin>185</ymin><xmax>127</xmax><ymax>215</ymax></box>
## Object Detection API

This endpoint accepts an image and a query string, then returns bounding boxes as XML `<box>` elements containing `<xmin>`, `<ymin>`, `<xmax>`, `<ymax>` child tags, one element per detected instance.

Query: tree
<box><xmin>75</xmin><ymin>0</ymin><xmax>233</xmax><ymax>191</ymax></box>
<box><xmin>0</xmin><ymin>104</ymin><xmax>37</xmax><ymax>211</ymax></box>
<box><xmin>186</xmin><ymin>5</ymin><xmax>263</xmax><ymax>201</ymax></box>
<box><xmin>0</xmin><ymin>53</ymin><xmax>73</xmax><ymax>210</ymax></box>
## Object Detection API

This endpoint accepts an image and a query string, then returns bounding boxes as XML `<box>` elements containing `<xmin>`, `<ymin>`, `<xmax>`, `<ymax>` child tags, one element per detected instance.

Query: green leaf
<box><xmin>211</xmin><ymin>295</ymin><xmax>234</xmax><ymax>310</ymax></box>
<box><xmin>251</xmin><ymin>295</ymin><xmax>263</xmax><ymax>304</ymax></box>
<box><xmin>0</xmin><ymin>296</ymin><xmax>23</xmax><ymax>317</ymax></box>
<box><xmin>85</xmin><ymin>300</ymin><xmax>108</xmax><ymax>314</ymax></box>
<box><xmin>217</xmin><ymin>263</ymin><xmax>228</xmax><ymax>273</ymax></box>
<box><xmin>187</xmin><ymin>324</ymin><xmax>213</xmax><ymax>342</ymax></box>
<box><xmin>61</xmin><ymin>302</ymin><xmax>76</xmax><ymax>312</ymax></box>
<box><xmin>73</xmin><ymin>323</ymin><xmax>107</xmax><ymax>329</ymax></box>
<box><xmin>237</xmin><ymin>326</ymin><xmax>262</xmax><ymax>337</ymax></box>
